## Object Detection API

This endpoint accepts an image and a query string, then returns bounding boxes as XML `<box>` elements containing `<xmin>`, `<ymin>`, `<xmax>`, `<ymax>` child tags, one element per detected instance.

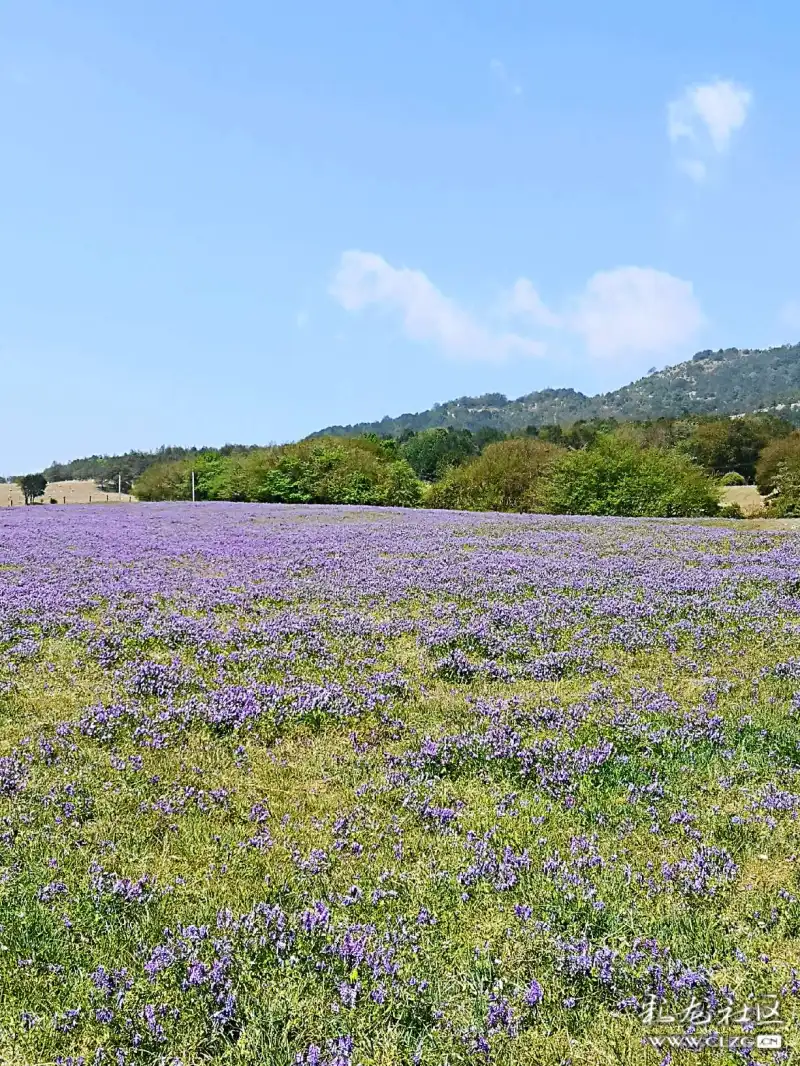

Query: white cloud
<box><xmin>668</xmin><ymin>79</ymin><xmax>751</xmax><ymax>153</ymax></box>
<box><xmin>490</xmin><ymin>58</ymin><xmax>522</xmax><ymax>96</ymax></box>
<box><xmin>330</xmin><ymin>251</ymin><xmax>543</xmax><ymax>361</ymax></box>
<box><xmin>503</xmin><ymin>278</ymin><xmax>561</xmax><ymax>328</ymax></box>
<box><xmin>569</xmin><ymin>267</ymin><xmax>705</xmax><ymax>359</ymax></box>
<box><xmin>332</xmin><ymin>254</ymin><xmax>704</xmax><ymax>365</ymax></box>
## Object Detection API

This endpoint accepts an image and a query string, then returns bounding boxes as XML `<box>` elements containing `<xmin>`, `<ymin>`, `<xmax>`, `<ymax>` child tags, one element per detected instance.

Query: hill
<box><xmin>314</xmin><ymin>343</ymin><xmax>800</xmax><ymax>437</ymax></box>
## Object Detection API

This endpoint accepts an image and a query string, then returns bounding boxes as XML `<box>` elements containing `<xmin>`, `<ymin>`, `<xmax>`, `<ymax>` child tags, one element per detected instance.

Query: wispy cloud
<box><xmin>330</xmin><ymin>251</ymin><xmax>543</xmax><ymax>362</ymax></box>
<box><xmin>331</xmin><ymin>253</ymin><xmax>704</xmax><ymax>365</ymax></box>
<box><xmin>502</xmin><ymin>278</ymin><xmax>561</xmax><ymax>328</ymax></box>
<box><xmin>668</xmin><ymin>79</ymin><xmax>751</xmax><ymax>182</ymax></box>
<box><xmin>489</xmin><ymin>58</ymin><xmax>522</xmax><ymax>97</ymax></box>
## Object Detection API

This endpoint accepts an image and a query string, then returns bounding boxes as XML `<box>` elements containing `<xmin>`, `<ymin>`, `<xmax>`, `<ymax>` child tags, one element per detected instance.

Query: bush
<box><xmin>428</xmin><ymin>439</ymin><xmax>563</xmax><ymax>512</ymax></box>
<box><xmin>539</xmin><ymin>435</ymin><xmax>720</xmax><ymax>517</ymax></box>
<box><xmin>756</xmin><ymin>432</ymin><xmax>800</xmax><ymax>494</ymax></box>
<box><xmin>720</xmin><ymin>471</ymin><xmax>746</xmax><ymax>486</ymax></box>
<box><xmin>718</xmin><ymin>503</ymin><xmax>744</xmax><ymax>518</ymax></box>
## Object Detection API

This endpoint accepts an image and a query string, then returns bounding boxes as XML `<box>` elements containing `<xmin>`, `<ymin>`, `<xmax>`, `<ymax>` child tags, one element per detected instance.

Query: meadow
<box><xmin>1</xmin><ymin>502</ymin><xmax>799</xmax><ymax>1065</ymax></box>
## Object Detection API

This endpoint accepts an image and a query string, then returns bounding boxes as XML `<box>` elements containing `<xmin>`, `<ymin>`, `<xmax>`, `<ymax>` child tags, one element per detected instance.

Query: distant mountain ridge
<box><xmin>315</xmin><ymin>344</ymin><xmax>800</xmax><ymax>437</ymax></box>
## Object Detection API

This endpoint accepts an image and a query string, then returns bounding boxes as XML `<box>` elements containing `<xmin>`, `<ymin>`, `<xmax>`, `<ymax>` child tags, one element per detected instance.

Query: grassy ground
<box><xmin>1</xmin><ymin>504</ymin><xmax>799</xmax><ymax>1064</ymax></box>
<box><xmin>721</xmin><ymin>485</ymin><xmax>766</xmax><ymax>516</ymax></box>
<box><xmin>0</xmin><ymin>480</ymin><xmax>135</xmax><ymax>506</ymax></box>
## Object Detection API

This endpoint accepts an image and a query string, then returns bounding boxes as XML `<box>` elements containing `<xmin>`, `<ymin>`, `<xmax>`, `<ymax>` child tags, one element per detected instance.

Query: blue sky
<box><xmin>2</xmin><ymin>0</ymin><xmax>800</xmax><ymax>472</ymax></box>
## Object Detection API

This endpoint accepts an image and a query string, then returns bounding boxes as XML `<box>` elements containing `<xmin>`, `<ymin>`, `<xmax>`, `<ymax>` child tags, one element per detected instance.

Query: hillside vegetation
<box><xmin>316</xmin><ymin>344</ymin><xmax>800</xmax><ymax>437</ymax></box>
<box><xmin>34</xmin><ymin>344</ymin><xmax>800</xmax><ymax>490</ymax></box>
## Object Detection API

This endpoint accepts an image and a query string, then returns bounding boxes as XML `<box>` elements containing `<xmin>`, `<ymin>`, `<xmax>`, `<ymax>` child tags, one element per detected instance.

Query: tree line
<box><xmin>129</xmin><ymin>413</ymin><xmax>800</xmax><ymax>518</ymax></box>
<box><xmin>39</xmin><ymin>444</ymin><xmax>260</xmax><ymax>495</ymax></box>
<box><xmin>15</xmin><ymin>412</ymin><xmax>800</xmax><ymax>516</ymax></box>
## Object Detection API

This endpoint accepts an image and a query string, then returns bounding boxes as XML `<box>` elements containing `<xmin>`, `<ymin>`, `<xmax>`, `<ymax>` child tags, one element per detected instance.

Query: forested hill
<box><xmin>315</xmin><ymin>344</ymin><xmax>800</xmax><ymax>437</ymax></box>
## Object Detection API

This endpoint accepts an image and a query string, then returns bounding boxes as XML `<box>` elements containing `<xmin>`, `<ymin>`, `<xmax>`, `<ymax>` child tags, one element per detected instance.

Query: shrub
<box><xmin>756</xmin><ymin>432</ymin><xmax>800</xmax><ymax>494</ymax></box>
<box><xmin>718</xmin><ymin>503</ymin><xmax>744</xmax><ymax>518</ymax></box>
<box><xmin>428</xmin><ymin>439</ymin><xmax>563</xmax><ymax>512</ymax></box>
<box><xmin>720</xmin><ymin>471</ymin><xmax>746</xmax><ymax>486</ymax></box>
<box><xmin>539</xmin><ymin>435</ymin><xmax>720</xmax><ymax>517</ymax></box>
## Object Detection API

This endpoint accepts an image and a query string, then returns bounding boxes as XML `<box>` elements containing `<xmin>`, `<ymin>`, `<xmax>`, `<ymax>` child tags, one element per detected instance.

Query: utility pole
<box><xmin>191</xmin><ymin>470</ymin><xmax>196</xmax><ymax>503</ymax></box>
<box><xmin>118</xmin><ymin>473</ymin><xmax>122</xmax><ymax>498</ymax></box>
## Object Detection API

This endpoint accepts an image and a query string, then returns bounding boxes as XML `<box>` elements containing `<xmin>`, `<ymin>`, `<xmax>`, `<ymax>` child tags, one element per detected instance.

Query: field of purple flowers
<box><xmin>2</xmin><ymin>503</ymin><xmax>800</xmax><ymax>1065</ymax></box>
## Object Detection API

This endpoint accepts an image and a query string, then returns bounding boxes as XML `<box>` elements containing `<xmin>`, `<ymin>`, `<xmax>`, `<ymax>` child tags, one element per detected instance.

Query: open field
<box><xmin>721</xmin><ymin>484</ymin><xmax>767</xmax><ymax>516</ymax></box>
<box><xmin>1</xmin><ymin>503</ymin><xmax>799</xmax><ymax>1064</ymax></box>
<box><xmin>0</xmin><ymin>479</ymin><xmax>135</xmax><ymax>507</ymax></box>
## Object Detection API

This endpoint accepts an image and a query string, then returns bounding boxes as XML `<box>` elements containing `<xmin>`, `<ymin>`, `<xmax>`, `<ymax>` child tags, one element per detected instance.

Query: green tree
<box><xmin>472</xmin><ymin>427</ymin><xmax>506</xmax><ymax>450</ymax></box>
<box><xmin>360</xmin><ymin>432</ymin><xmax>399</xmax><ymax>458</ymax></box>
<box><xmin>399</xmin><ymin>428</ymin><xmax>476</xmax><ymax>481</ymax></box>
<box><xmin>685</xmin><ymin>414</ymin><xmax>792</xmax><ymax>480</ymax></box>
<box><xmin>131</xmin><ymin>437</ymin><xmax>424</xmax><ymax>508</ymax></box>
<box><xmin>766</xmin><ymin>458</ymin><xmax>800</xmax><ymax>516</ymax></box>
<box><xmin>382</xmin><ymin>461</ymin><xmax>424</xmax><ymax>507</ymax></box>
<box><xmin>428</xmin><ymin>439</ymin><xmax>563</xmax><ymax>512</ymax></box>
<box><xmin>132</xmin><ymin>462</ymin><xmax>192</xmax><ymax>501</ymax></box>
<box><xmin>536</xmin><ymin>424</ymin><xmax>565</xmax><ymax>445</ymax></box>
<box><xmin>756</xmin><ymin>431</ymin><xmax>800</xmax><ymax>494</ymax></box>
<box><xmin>17</xmin><ymin>473</ymin><xmax>47</xmax><ymax>504</ymax></box>
<box><xmin>190</xmin><ymin>452</ymin><xmax>235</xmax><ymax>500</ymax></box>
<box><xmin>540</xmin><ymin>435</ymin><xmax>720</xmax><ymax>517</ymax></box>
